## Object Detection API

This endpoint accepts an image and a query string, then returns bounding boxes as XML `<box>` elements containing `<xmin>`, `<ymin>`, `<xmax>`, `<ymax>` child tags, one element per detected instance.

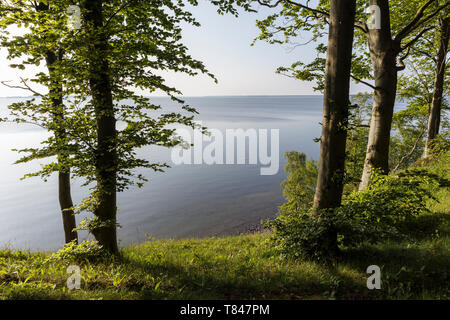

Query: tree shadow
<box><xmin>117</xmin><ymin>254</ymin><xmax>368</xmax><ymax>300</ymax></box>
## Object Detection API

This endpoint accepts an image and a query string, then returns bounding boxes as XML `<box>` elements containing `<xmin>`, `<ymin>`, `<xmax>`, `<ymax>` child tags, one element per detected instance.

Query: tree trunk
<box><xmin>46</xmin><ymin>52</ymin><xmax>78</xmax><ymax>244</ymax></box>
<box><xmin>39</xmin><ymin>1</ymin><xmax>78</xmax><ymax>244</ymax></box>
<box><xmin>82</xmin><ymin>0</ymin><xmax>118</xmax><ymax>254</ymax></box>
<box><xmin>359</xmin><ymin>0</ymin><xmax>400</xmax><ymax>190</ymax></box>
<box><xmin>58</xmin><ymin>171</ymin><xmax>78</xmax><ymax>243</ymax></box>
<box><xmin>313</xmin><ymin>0</ymin><xmax>356</xmax><ymax>213</ymax></box>
<box><xmin>424</xmin><ymin>16</ymin><xmax>449</xmax><ymax>158</ymax></box>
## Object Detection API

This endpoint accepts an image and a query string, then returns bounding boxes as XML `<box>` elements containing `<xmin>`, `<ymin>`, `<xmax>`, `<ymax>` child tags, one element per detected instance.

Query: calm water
<box><xmin>0</xmin><ymin>96</ymin><xmax>324</xmax><ymax>251</ymax></box>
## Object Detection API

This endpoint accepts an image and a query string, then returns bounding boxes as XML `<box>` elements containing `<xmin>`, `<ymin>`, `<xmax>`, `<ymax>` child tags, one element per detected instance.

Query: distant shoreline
<box><xmin>0</xmin><ymin>94</ymin><xmax>326</xmax><ymax>99</ymax></box>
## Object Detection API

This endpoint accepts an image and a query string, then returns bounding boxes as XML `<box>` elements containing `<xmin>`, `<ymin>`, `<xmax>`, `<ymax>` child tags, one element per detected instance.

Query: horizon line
<box><xmin>0</xmin><ymin>93</ymin><xmax>376</xmax><ymax>99</ymax></box>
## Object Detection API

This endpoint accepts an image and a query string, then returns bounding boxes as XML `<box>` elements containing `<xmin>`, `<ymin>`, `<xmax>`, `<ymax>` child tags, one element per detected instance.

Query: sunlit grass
<box><xmin>1</xmin><ymin>152</ymin><xmax>449</xmax><ymax>300</ymax></box>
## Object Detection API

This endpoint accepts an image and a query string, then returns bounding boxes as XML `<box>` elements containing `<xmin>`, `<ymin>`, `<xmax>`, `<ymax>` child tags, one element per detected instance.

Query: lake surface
<box><xmin>0</xmin><ymin>95</ymin><xmax>324</xmax><ymax>251</ymax></box>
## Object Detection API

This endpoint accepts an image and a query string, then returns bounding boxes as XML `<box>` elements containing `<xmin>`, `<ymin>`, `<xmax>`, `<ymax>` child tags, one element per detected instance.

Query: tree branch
<box><xmin>396</xmin><ymin>47</ymin><xmax>411</xmax><ymax>71</ymax></box>
<box><xmin>411</xmin><ymin>48</ymin><xmax>437</xmax><ymax>63</ymax></box>
<box><xmin>401</xmin><ymin>27</ymin><xmax>434</xmax><ymax>50</ymax></box>
<box><xmin>395</xmin><ymin>0</ymin><xmax>448</xmax><ymax>42</ymax></box>
<box><xmin>0</xmin><ymin>119</ymin><xmax>47</xmax><ymax>130</ymax></box>
<box><xmin>393</xmin><ymin>126</ymin><xmax>426</xmax><ymax>172</ymax></box>
<box><xmin>350</xmin><ymin>74</ymin><xmax>377</xmax><ymax>90</ymax></box>
<box><xmin>0</xmin><ymin>78</ymin><xmax>43</xmax><ymax>96</ymax></box>
<box><xmin>256</xmin><ymin>0</ymin><xmax>368</xmax><ymax>33</ymax></box>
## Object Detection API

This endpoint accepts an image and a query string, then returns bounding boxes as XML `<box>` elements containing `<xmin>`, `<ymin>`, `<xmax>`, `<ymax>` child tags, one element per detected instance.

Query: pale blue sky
<box><xmin>0</xmin><ymin>1</ymin><xmax>368</xmax><ymax>97</ymax></box>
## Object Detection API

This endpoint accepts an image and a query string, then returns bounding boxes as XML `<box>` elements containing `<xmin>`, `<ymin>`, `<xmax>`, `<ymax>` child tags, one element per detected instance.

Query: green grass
<box><xmin>1</xmin><ymin>152</ymin><xmax>449</xmax><ymax>300</ymax></box>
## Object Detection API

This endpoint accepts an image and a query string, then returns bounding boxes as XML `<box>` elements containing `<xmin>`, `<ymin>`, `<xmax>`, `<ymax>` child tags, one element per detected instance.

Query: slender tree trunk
<box><xmin>359</xmin><ymin>0</ymin><xmax>400</xmax><ymax>190</ymax></box>
<box><xmin>38</xmin><ymin>2</ymin><xmax>78</xmax><ymax>244</ymax></box>
<box><xmin>424</xmin><ymin>16</ymin><xmax>449</xmax><ymax>158</ymax></box>
<box><xmin>82</xmin><ymin>0</ymin><xmax>118</xmax><ymax>254</ymax></box>
<box><xmin>58</xmin><ymin>170</ymin><xmax>78</xmax><ymax>243</ymax></box>
<box><xmin>46</xmin><ymin>52</ymin><xmax>78</xmax><ymax>244</ymax></box>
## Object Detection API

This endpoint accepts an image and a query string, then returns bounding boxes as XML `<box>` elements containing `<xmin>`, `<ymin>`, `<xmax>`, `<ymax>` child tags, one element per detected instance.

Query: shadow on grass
<box><xmin>117</xmin><ymin>255</ymin><xmax>338</xmax><ymax>299</ymax></box>
<box><xmin>3</xmin><ymin>214</ymin><xmax>448</xmax><ymax>300</ymax></box>
<box><xmin>341</xmin><ymin>214</ymin><xmax>450</xmax><ymax>299</ymax></box>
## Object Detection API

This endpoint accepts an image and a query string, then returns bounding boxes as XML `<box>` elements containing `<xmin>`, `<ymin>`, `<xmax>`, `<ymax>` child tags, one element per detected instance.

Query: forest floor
<box><xmin>1</xmin><ymin>152</ymin><xmax>449</xmax><ymax>300</ymax></box>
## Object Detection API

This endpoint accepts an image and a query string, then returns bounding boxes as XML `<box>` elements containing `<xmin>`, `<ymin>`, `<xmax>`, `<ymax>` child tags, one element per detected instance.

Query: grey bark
<box><xmin>58</xmin><ymin>171</ymin><xmax>78</xmax><ymax>243</ymax></box>
<box><xmin>359</xmin><ymin>0</ymin><xmax>401</xmax><ymax>190</ymax></box>
<box><xmin>313</xmin><ymin>0</ymin><xmax>356</xmax><ymax>211</ymax></box>
<box><xmin>47</xmin><ymin>52</ymin><xmax>78</xmax><ymax>244</ymax></box>
<box><xmin>424</xmin><ymin>16</ymin><xmax>449</xmax><ymax>158</ymax></box>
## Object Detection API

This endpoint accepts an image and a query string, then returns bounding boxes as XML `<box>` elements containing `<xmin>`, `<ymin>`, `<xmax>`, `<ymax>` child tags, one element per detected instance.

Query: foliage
<box><xmin>279</xmin><ymin>151</ymin><xmax>318</xmax><ymax>214</ymax></box>
<box><xmin>345</xmin><ymin>93</ymin><xmax>372</xmax><ymax>188</ymax></box>
<box><xmin>426</xmin><ymin>131</ymin><xmax>450</xmax><ymax>158</ymax></box>
<box><xmin>391</xmin><ymin>29</ymin><xmax>450</xmax><ymax>171</ymax></box>
<box><xmin>337</xmin><ymin>169</ymin><xmax>445</xmax><ymax>246</ymax></box>
<box><xmin>253</xmin><ymin>0</ymin><xmax>330</xmax><ymax>92</ymax></box>
<box><xmin>269</xmin><ymin>156</ymin><xmax>449</xmax><ymax>261</ymax></box>
<box><xmin>3</xmin><ymin>146</ymin><xmax>450</xmax><ymax>300</ymax></box>
<box><xmin>0</xmin><ymin>0</ymin><xmax>214</xmax><ymax>189</ymax></box>
<box><xmin>268</xmin><ymin>208</ymin><xmax>340</xmax><ymax>262</ymax></box>
<box><xmin>48</xmin><ymin>240</ymin><xmax>107</xmax><ymax>263</ymax></box>
<box><xmin>253</xmin><ymin>0</ymin><xmax>447</xmax><ymax>93</ymax></box>
<box><xmin>0</xmin><ymin>227</ymin><xmax>449</xmax><ymax>299</ymax></box>
<box><xmin>0</xmin><ymin>0</ymin><xmax>230</xmax><ymax>241</ymax></box>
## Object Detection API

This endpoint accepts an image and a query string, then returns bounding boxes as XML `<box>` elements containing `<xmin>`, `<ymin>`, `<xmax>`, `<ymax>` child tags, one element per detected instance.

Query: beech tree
<box><xmin>77</xmin><ymin>0</ymin><xmax>120</xmax><ymax>254</ymax></box>
<box><xmin>71</xmin><ymin>0</ymin><xmax>258</xmax><ymax>253</ymax></box>
<box><xmin>392</xmin><ymin>12</ymin><xmax>449</xmax><ymax>169</ymax></box>
<box><xmin>424</xmin><ymin>15</ymin><xmax>449</xmax><ymax>157</ymax></box>
<box><xmin>64</xmin><ymin>0</ymin><xmax>220</xmax><ymax>254</ymax></box>
<box><xmin>255</xmin><ymin>0</ymin><xmax>356</xmax><ymax>254</ymax></box>
<box><xmin>0</xmin><ymin>0</ymin><xmax>258</xmax><ymax>253</ymax></box>
<box><xmin>0</xmin><ymin>0</ymin><xmax>79</xmax><ymax>243</ymax></box>
<box><xmin>311</xmin><ymin>0</ymin><xmax>356</xmax><ymax>212</ymax></box>
<box><xmin>358</xmin><ymin>0</ymin><xmax>449</xmax><ymax>189</ymax></box>
<box><xmin>255</xmin><ymin>0</ymin><xmax>356</xmax><ymax>209</ymax></box>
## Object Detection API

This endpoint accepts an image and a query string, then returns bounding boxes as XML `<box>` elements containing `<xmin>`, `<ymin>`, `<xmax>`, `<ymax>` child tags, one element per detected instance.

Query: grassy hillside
<box><xmin>1</xmin><ymin>152</ymin><xmax>449</xmax><ymax>300</ymax></box>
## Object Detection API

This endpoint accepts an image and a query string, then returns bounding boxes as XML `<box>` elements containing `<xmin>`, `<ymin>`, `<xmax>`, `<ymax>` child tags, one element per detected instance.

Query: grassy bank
<box><xmin>1</xmin><ymin>152</ymin><xmax>449</xmax><ymax>300</ymax></box>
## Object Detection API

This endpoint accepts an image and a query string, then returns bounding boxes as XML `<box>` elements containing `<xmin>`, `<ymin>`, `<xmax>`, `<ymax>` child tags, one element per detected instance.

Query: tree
<box><xmin>345</xmin><ymin>93</ymin><xmax>372</xmax><ymax>189</ymax></box>
<box><xmin>255</xmin><ymin>0</ymin><xmax>356</xmax><ymax>207</ymax></box>
<box><xmin>312</xmin><ymin>0</ymin><xmax>356</xmax><ymax>213</ymax></box>
<box><xmin>279</xmin><ymin>151</ymin><xmax>318</xmax><ymax>213</ymax></box>
<box><xmin>358</xmin><ymin>0</ymin><xmax>449</xmax><ymax>189</ymax></box>
<box><xmin>392</xmin><ymin>58</ymin><xmax>440</xmax><ymax>170</ymax></box>
<box><xmin>0</xmin><ymin>0</ymin><xmax>258</xmax><ymax>254</ymax></box>
<box><xmin>0</xmin><ymin>0</ymin><xmax>78</xmax><ymax>243</ymax></box>
<box><xmin>424</xmin><ymin>15</ymin><xmax>449</xmax><ymax>157</ymax></box>
<box><xmin>79</xmin><ymin>0</ymin><xmax>119</xmax><ymax>254</ymax></box>
<box><xmin>255</xmin><ymin>0</ymin><xmax>356</xmax><ymax>255</ymax></box>
<box><xmin>389</xmin><ymin>6</ymin><xmax>449</xmax><ymax>167</ymax></box>
<box><xmin>66</xmin><ymin>0</ymin><xmax>218</xmax><ymax>254</ymax></box>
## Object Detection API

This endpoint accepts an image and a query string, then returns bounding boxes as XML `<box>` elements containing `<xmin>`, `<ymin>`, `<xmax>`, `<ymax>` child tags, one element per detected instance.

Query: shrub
<box><xmin>269</xmin><ymin>169</ymin><xmax>445</xmax><ymax>261</ymax></box>
<box><xmin>48</xmin><ymin>240</ymin><xmax>107</xmax><ymax>263</ymax></box>
<box><xmin>279</xmin><ymin>151</ymin><xmax>318</xmax><ymax>214</ymax></box>
<box><xmin>336</xmin><ymin>169</ymin><xmax>440</xmax><ymax>245</ymax></box>
<box><xmin>428</xmin><ymin>131</ymin><xmax>450</xmax><ymax>158</ymax></box>
<box><xmin>268</xmin><ymin>209</ymin><xmax>338</xmax><ymax>262</ymax></box>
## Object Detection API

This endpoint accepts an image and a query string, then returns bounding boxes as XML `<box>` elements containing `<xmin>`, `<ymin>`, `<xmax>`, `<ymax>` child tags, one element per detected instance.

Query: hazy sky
<box><xmin>0</xmin><ymin>1</ymin><xmax>368</xmax><ymax>97</ymax></box>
